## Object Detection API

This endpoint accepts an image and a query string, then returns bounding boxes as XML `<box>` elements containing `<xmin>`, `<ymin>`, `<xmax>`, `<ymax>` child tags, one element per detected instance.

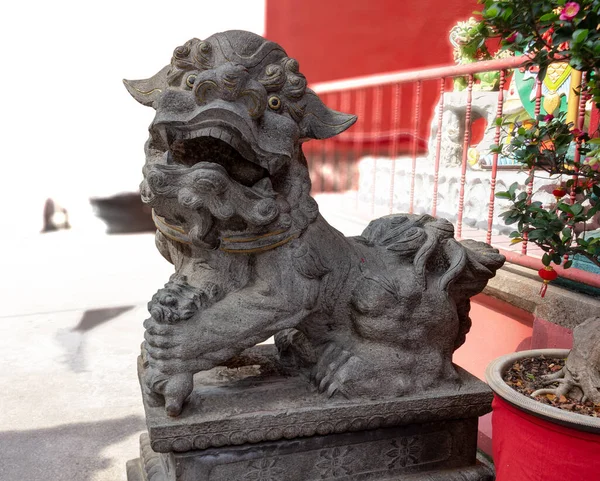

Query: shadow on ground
<box><xmin>0</xmin><ymin>415</ymin><xmax>144</xmax><ymax>481</ymax></box>
<box><xmin>73</xmin><ymin>306</ymin><xmax>135</xmax><ymax>333</ymax></box>
<box><xmin>56</xmin><ymin>305</ymin><xmax>135</xmax><ymax>373</ymax></box>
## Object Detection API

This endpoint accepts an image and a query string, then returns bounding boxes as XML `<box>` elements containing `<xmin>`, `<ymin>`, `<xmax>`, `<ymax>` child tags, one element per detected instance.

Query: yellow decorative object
<box><xmin>522</xmin><ymin>119</ymin><xmax>536</xmax><ymax>130</ymax></box>
<box><xmin>543</xmin><ymin>92</ymin><xmax>562</xmax><ymax>115</ymax></box>
<box><xmin>544</xmin><ymin>63</ymin><xmax>572</xmax><ymax>92</ymax></box>
<box><xmin>467</xmin><ymin>147</ymin><xmax>480</xmax><ymax>166</ymax></box>
<box><xmin>567</xmin><ymin>70</ymin><xmax>583</xmax><ymax>125</ymax></box>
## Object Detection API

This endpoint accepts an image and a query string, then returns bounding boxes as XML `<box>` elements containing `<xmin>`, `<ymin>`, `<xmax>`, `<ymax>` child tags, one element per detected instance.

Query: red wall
<box><xmin>265</xmin><ymin>0</ymin><xmax>480</xmax><ymax>83</ymax></box>
<box><xmin>266</xmin><ymin>0</ymin><xmax>481</xmax><ymax>161</ymax></box>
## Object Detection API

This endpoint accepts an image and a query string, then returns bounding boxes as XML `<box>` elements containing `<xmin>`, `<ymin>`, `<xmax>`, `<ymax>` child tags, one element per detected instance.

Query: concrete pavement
<box><xmin>0</xmin><ymin>200</ymin><xmax>369</xmax><ymax>481</ymax></box>
<box><xmin>0</xmin><ymin>231</ymin><xmax>173</xmax><ymax>481</ymax></box>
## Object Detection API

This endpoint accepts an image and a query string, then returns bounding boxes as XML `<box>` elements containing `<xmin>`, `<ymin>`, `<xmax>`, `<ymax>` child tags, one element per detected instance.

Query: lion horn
<box><xmin>123</xmin><ymin>65</ymin><xmax>170</xmax><ymax>108</ymax></box>
<box><xmin>299</xmin><ymin>89</ymin><xmax>357</xmax><ymax>140</ymax></box>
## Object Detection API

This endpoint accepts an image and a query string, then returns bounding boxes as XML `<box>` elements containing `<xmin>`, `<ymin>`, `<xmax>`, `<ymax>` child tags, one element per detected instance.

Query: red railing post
<box><xmin>486</xmin><ymin>70</ymin><xmax>506</xmax><ymax>244</ymax></box>
<box><xmin>409</xmin><ymin>80</ymin><xmax>422</xmax><ymax>214</ymax></box>
<box><xmin>324</xmin><ymin>92</ymin><xmax>338</xmax><ymax>193</ymax></box>
<box><xmin>340</xmin><ymin>90</ymin><xmax>352</xmax><ymax>192</ymax></box>
<box><xmin>388</xmin><ymin>83</ymin><xmax>402</xmax><ymax>213</ymax></box>
<box><xmin>431</xmin><ymin>78</ymin><xmax>446</xmax><ymax>217</ymax></box>
<box><xmin>370</xmin><ymin>86</ymin><xmax>384</xmax><ymax>215</ymax></box>
<box><xmin>317</xmin><ymin>92</ymin><xmax>330</xmax><ymax>193</ymax></box>
<box><xmin>456</xmin><ymin>75</ymin><xmax>474</xmax><ymax>239</ymax></box>
<box><xmin>353</xmin><ymin>89</ymin><xmax>367</xmax><ymax>209</ymax></box>
<box><xmin>565</xmin><ymin>75</ymin><xmax>588</xmax><ymax>261</ymax></box>
<box><xmin>522</xmin><ymin>78</ymin><xmax>543</xmax><ymax>255</ymax></box>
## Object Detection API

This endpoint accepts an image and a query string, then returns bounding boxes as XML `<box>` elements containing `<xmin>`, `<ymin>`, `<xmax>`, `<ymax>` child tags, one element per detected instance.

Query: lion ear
<box><xmin>123</xmin><ymin>65</ymin><xmax>170</xmax><ymax>108</ymax></box>
<box><xmin>299</xmin><ymin>89</ymin><xmax>357</xmax><ymax>140</ymax></box>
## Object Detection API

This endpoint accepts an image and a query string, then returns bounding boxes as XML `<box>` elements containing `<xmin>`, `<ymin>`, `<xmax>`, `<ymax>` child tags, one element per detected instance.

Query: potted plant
<box><xmin>492</xmin><ymin>109</ymin><xmax>600</xmax><ymax>295</ymax></box>
<box><xmin>485</xmin><ymin>318</ymin><xmax>600</xmax><ymax>481</ymax></box>
<box><xmin>477</xmin><ymin>1</ymin><xmax>600</xmax><ymax>479</ymax></box>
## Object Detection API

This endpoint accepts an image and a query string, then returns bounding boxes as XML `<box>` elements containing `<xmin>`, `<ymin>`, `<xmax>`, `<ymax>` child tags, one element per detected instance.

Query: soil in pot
<box><xmin>504</xmin><ymin>356</ymin><xmax>600</xmax><ymax>417</ymax></box>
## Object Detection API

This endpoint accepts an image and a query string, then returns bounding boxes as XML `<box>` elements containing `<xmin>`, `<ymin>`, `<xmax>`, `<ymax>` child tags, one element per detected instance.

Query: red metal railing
<box><xmin>306</xmin><ymin>56</ymin><xmax>600</xmax><ymax>289</ymax></box>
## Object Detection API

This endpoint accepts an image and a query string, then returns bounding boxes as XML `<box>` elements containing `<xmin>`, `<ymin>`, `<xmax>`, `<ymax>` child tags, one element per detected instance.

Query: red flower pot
<box><xmin>486</xmin><ymin>349</ymin><xmax>600</xmax><ymax>481</ymax></box>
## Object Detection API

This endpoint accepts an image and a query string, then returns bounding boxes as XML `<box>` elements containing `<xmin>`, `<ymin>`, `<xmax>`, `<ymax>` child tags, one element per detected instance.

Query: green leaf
<box><xmin>542</xmin><ymin>253</ymin><xmax>552</xmax><ymax>266</ymax></box>
<box><xmin>557</xmin><ymin>203</ymin><xmax>573</xmax><ymax>214</ymax></box>
<box><xmin>495</xmin><ymin>191</ymin><xmax>513</xmax><ymax>200</ymax></box>
<box><xmin>504</xmin><ymin>214</ymin><xmax>521</xmax><ymax>225</ymax></box>
<box><xmin>563</xmin><ymin>260</ymin><xmax>573</xmax><ymax>269</ymax></box>
<box><xmin>572</xmin><ymin>29</ymin><xmax>589</xmax><ymax>44</ymax></box>
<box><xmin>502</xmin><ymin>7</ymin><xmax>513</xmax><ymax>20</ymax></box>
<box><xmin>528</xmin><ymin>229</ymin><xmax>548</xmax><ymax>240</ymax></box>
<box><xmin>484</xmin><ymin>5</ymin><xmax>500</xmax><ymax>18</ymax></box>
<box><xmin>539</xmin><ymin>12</ymin><xmax>558</xmax><ymax>21</ymax></box>
<box><xmin>527</xmin><ymin>208</ymin><xmax>544</xmax><ymax>215</ymax></box>
<box><xmin>571</xmin><ymin>204</ymin><xmax>584</xmax><ymax>216</ymax></box>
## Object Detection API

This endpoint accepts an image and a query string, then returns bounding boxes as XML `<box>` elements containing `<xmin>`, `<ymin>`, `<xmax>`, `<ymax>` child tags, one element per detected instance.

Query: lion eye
<box><xmin>268</xmin><ymin>95</ymin><xmax>282</xmax><ymax>111</ymax></box>
<box><xmin>185</xmin><ymin>74</ymin><xmax>197</xmax><ymax>89</ymax></box>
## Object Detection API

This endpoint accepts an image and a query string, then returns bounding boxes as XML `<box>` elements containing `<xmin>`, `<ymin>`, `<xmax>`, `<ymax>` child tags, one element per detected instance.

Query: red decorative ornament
<box><xmin>538</xmin><ymin>266</ymin><xmax>558</xmax><ymax>297</ymax></box>
<box><xmin>552</xmin><ymin>187</ymin><xmax>567</xmax><ymax>200</ymax></box>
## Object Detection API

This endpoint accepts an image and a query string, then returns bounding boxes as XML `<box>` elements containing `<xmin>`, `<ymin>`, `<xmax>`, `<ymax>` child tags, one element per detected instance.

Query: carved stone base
<box><xmin>128</xmin><ymin>429</ymin><xmax>493</xmax><ymax>481</ymax></box>
<box><xmin>127</xmin><ymin>346</ymin><xmax>495</xmax><ymax>480</ymax></box>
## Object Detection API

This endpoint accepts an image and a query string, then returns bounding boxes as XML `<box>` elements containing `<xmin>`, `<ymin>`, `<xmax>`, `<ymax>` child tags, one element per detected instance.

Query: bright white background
<box><xmin>0</xmin><ymin>0</ymin><xmax>265</xmax><ymax>236</ymax></box>
<box><xmin>0</xmin><ymin>8</ymin><xmax>267</xmax><ymax>480</ymax></box>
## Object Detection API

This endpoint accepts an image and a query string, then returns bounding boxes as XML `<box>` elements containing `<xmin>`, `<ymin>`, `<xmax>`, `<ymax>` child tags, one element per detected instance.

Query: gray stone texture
<box><xmin>124</xmin><ymin>30</ymin><xmax>504</xmax><ymax>481</ymax></box>
<box><xmin>138</xmin><ymin>346</ymin><xmax>493</xmax><ymax>453</ymax></box>
<box><xmin>128</xmin><ymin>428</ymin><xmax>494</xmax><ymax>481</ymax></box>
<box><xmin>124</xmin><ymin>30</ymin><xmax>505</xmax><ymax>417</ymax></box>
<box><xmin>127</xmin><ymin>346</ymin><xmax>494</xmax><ymax>481</ymax></box>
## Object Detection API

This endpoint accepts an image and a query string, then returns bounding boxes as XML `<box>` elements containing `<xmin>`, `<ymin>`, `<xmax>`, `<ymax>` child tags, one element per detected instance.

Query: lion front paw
<box><xmin>142</xmin><ymin>366</ymin><xmax>194</xmax><ymax>417</ymax></box>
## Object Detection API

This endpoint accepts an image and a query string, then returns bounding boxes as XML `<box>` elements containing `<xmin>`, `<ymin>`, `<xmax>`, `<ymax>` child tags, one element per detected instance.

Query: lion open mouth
<box><xmin>165</xmin><ymin>126</ymin><xmax>269</xmax><ymax>188</ymax></box>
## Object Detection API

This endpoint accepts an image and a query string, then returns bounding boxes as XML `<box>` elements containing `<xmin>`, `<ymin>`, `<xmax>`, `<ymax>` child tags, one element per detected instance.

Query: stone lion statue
<box><xmin>124</xmin><ymin>30</ymin><xmax>505</xmax><ymax>416</ymax></box>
